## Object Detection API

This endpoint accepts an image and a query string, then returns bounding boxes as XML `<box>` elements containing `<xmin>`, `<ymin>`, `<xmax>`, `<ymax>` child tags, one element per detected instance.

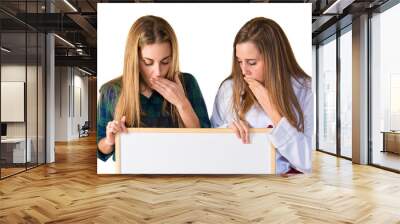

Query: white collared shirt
<box><xmin>210</xmin><ymin>78</ymin><xmax>314</xmax><ymax>174</ymax></box>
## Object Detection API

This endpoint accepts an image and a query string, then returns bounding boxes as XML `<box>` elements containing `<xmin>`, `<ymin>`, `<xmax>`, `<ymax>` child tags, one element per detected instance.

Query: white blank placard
<box><xmin>116</xmin><ymin>128</ymin><xmax>275</xmax><ymax>174</ymax></box>
<box><xmin>1</xmin><ymin>82</ymin><xmax>25</xmax><ymax>122</ymax></box>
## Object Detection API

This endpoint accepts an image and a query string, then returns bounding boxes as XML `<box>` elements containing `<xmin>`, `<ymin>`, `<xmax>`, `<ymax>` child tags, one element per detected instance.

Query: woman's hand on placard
<box><xmin>229</xmin><ymin>119</ymin><xmax>250</xmax><ymax>144</ymax></box>
<box><xmin>105</xmin><ymin>116</ymin><xmax>128</xmax><ymax>146</ymax></box>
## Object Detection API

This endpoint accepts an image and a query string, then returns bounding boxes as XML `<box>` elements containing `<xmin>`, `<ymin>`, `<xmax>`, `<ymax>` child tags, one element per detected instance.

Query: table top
<box><xmin>381</xmin><ymin>131</ymin><xmax>400</xmax><ymax>134</ymax></box>
<box><xmin>1</xmin><ymin>138</ymin><xmax>30</xmax><ymax>143</ymax></box>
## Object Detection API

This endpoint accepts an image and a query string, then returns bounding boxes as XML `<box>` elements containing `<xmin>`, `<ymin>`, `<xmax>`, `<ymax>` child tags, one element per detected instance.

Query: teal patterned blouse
<box><xmin>97</xmin><ymin>73</ymin><xmax>211</xmax><ymax>161</ymax></box>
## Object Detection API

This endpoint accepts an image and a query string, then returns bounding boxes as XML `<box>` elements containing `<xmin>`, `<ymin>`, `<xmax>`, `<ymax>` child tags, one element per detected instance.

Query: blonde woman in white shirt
<box><xmin>211</xmin><ymin>17</ymin><xmax>314</xmax><ymax>174</ymax></box>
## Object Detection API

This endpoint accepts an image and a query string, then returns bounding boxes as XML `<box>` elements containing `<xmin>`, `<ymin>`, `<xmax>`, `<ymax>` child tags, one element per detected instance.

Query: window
<box><xmin>370</xmin><ymin>2</ymin><xmax>400</xmax><ymax>171</ymax></box>
<box><xmin>339</xmin><ymin>28</ymin><xmax>352</xmax><ymax>158</ymax></box>
<box><xmin>0</xmin><ymin>1</ymin><xmax>46</xmax><ymax>179</ymax></box>
<box><xmin>317</xmin><ymin>36</ymin><xmax>337</xmax><ymax>154</ymax></box>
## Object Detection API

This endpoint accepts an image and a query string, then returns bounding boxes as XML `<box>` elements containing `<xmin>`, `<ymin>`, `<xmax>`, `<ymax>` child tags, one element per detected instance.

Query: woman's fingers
<box><xmin>234</xmin><ymin>120</ymin><xmax>246</xmax><ymax>144</ymax></box>
<box><xmin>230</xmin><ymin>120</ymin><xmax>250</xmax><ymax>144</ymax></box>
<box><xmin>244</xmin><ymin>77</ymin><xmax>259</xmax><ymax>85</ymax></box>
<box><xmin>244</xmin><ymin>78</ymin><xmax>257</xmax><ymax>93</ymax></box>
<box><xmin>152</xmin><ymin>78</ymin><xmax>173</xmax><ymax>93</ymax></box>
<box><xmin>151</xmin><ymin>77</ymin><xmax>187</xmax><ymax>108</ymax></box>
<box><xmin>110</xmin><ymin>121</ymin><xmax>121</xmax><ymax>134</ymax></box>
<box><xmin>106</xmin><ymin>117</ymin><xmax>128</xmax><ymax>144</ymax></box>
<box><xmin>239</xmin><ymin>120</ymin><xmax>250</xmax><ymax>144</ymax></box>
<box><xmin>120</xmin><ymin>116</ymin><xmax>128</xmax><ymax>133</ymax></box>
<box><xmin>155</xmin><ymin>77</ymin><xmax>176</xmax><ymax>89</ymax></box>
<box><xmin>151</xmin><ymin>81</ymin><xmax>166</xmax><ymax>94</ymax></box>
<box><xmin>244</xmin><ymin>77</ymin><xmax>263</xmax><ymax>92</ymax></box>
<box><xmin>106</xmin><ymin>122</ymin><xmax>114</xmax><ymax>134</ymax></box>
<box><xmin>151</xmin><ymin>79</ymin><xmax>171</xmax><ymax>100</ymax></box>
<box><xmin>230</xmin><ymin>122</ymin><xmax>241</xmax><ymax>139</ymax></box>
<box><xmin>107</xmin><ymin>121</ymin><xmax>121</xmax><ymax>134</ymax></box>
<box><xmin>175</xmin><ymin>75</ymin><xmax>184</xmax><ymax>89</ymax></box>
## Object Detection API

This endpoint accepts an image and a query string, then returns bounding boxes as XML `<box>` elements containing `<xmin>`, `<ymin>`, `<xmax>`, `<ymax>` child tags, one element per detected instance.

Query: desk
<box><xmin>1</xmin><ymin>138</ymin><xmax>31</xmax><ymax>163</ymax></box>
<box><xmin>381</xmin><ymin>131</ymin><xmax>400</xmax><ymax>154</ymax></box>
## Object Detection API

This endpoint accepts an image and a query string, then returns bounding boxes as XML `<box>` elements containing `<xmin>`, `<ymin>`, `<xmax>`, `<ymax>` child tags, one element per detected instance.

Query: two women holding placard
<box><xmin>97</xmin><ymin>15</ymin><xmax>313</xmax><ymax>174</ymax></box>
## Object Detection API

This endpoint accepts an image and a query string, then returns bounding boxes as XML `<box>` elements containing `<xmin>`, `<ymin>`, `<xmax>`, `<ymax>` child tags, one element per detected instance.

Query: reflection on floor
<box><xmin>373</xmin><ymin>150</ymin><xmax>400</xmax><ymax>171</ymax></box>
<box><xmin>0</xmin><ymin>167</ymin><xmax>25</xmax><ymax>177</ymax></box>
<box><xmin>341</xmin><ymin>147</ymin><xmax>352</xmax><ymax>158</ymax></box>
<box><xmin>0</xmin><ymin>163</ymin><xmax>40</xmax><ymax>178</ymax></box>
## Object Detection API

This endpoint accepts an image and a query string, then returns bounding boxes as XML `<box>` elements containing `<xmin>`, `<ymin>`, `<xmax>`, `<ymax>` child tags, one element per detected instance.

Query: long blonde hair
<box><xmin>230</xmin><ymin>17</ymin><xmax>310</xmax><ymax>132</ymax></box>
<box><xmin>114</xmin><ymin>15</ymin><xmax>186</xmax><ymax>127</ymax></box>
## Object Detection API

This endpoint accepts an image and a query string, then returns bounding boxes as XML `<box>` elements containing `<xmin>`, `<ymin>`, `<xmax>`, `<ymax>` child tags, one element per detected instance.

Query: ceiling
<box><xmin>0</xmin><ymin>0</ymin><xmax>392</xmax><ymax>76</ymax></box>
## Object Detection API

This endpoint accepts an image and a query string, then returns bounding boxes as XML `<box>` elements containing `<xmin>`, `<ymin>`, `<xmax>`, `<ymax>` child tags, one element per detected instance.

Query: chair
<box><xmin>78</xmin><ymin>121</ymin><xmax>90</xmax><ymax>138</ymax></box>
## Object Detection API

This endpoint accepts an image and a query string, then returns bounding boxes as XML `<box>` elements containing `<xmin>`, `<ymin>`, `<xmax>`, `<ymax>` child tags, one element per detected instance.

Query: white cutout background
<box><xmin>97</xmin><ymin>3</ymin><xmax>311</xmax><ymax>173</ymax></box>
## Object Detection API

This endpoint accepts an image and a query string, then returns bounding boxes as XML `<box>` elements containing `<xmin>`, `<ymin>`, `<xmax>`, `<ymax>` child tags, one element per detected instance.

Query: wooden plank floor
<box><xmin>373</xmin><ymin>151</ymin><xmax>400</xmax><ymax>171</ymax></box>
<box><xmin>1</xmin><ymin>135</ymin><xmax>400</xmax><ymax>223</ymax></box>
<box><xmin>1</xmin><ymin>167</ymin><xmax>26</xmax><ymax>178</ymax></box>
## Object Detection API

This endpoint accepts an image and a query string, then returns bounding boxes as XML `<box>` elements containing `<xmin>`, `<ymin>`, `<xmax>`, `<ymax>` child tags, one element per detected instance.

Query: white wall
<box><xmin>72</xmin><ymin>72</ymin><xmax>89</xmax><ymax>138</ymax></box>
<box><xmin>1</xmin><ymin>64</ymin><xmax>45</xmax><ymax>163</ymax></box>
<box><xmin>98</xmin><ymin>3</ymin><xmax>312</xmax><ymax>117</ymax></box>
<box><xmin>55</xmin><ymin>67</ymin><xmax>89</xmax><ymax>141</ymax></box>
<box><xmin>1</xmin><ymin>65</ymin><xmax>26</xmax><ymax>149</ymax></box>
<box><xmin>1</xmin><ymin>65</ymin><xmax>30</xmax><ymax>138</ymax></box>
<box><xmin>55</xmin><ymin>67</ymin><xmax>69</xmax><ymax>141</ymax></box>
